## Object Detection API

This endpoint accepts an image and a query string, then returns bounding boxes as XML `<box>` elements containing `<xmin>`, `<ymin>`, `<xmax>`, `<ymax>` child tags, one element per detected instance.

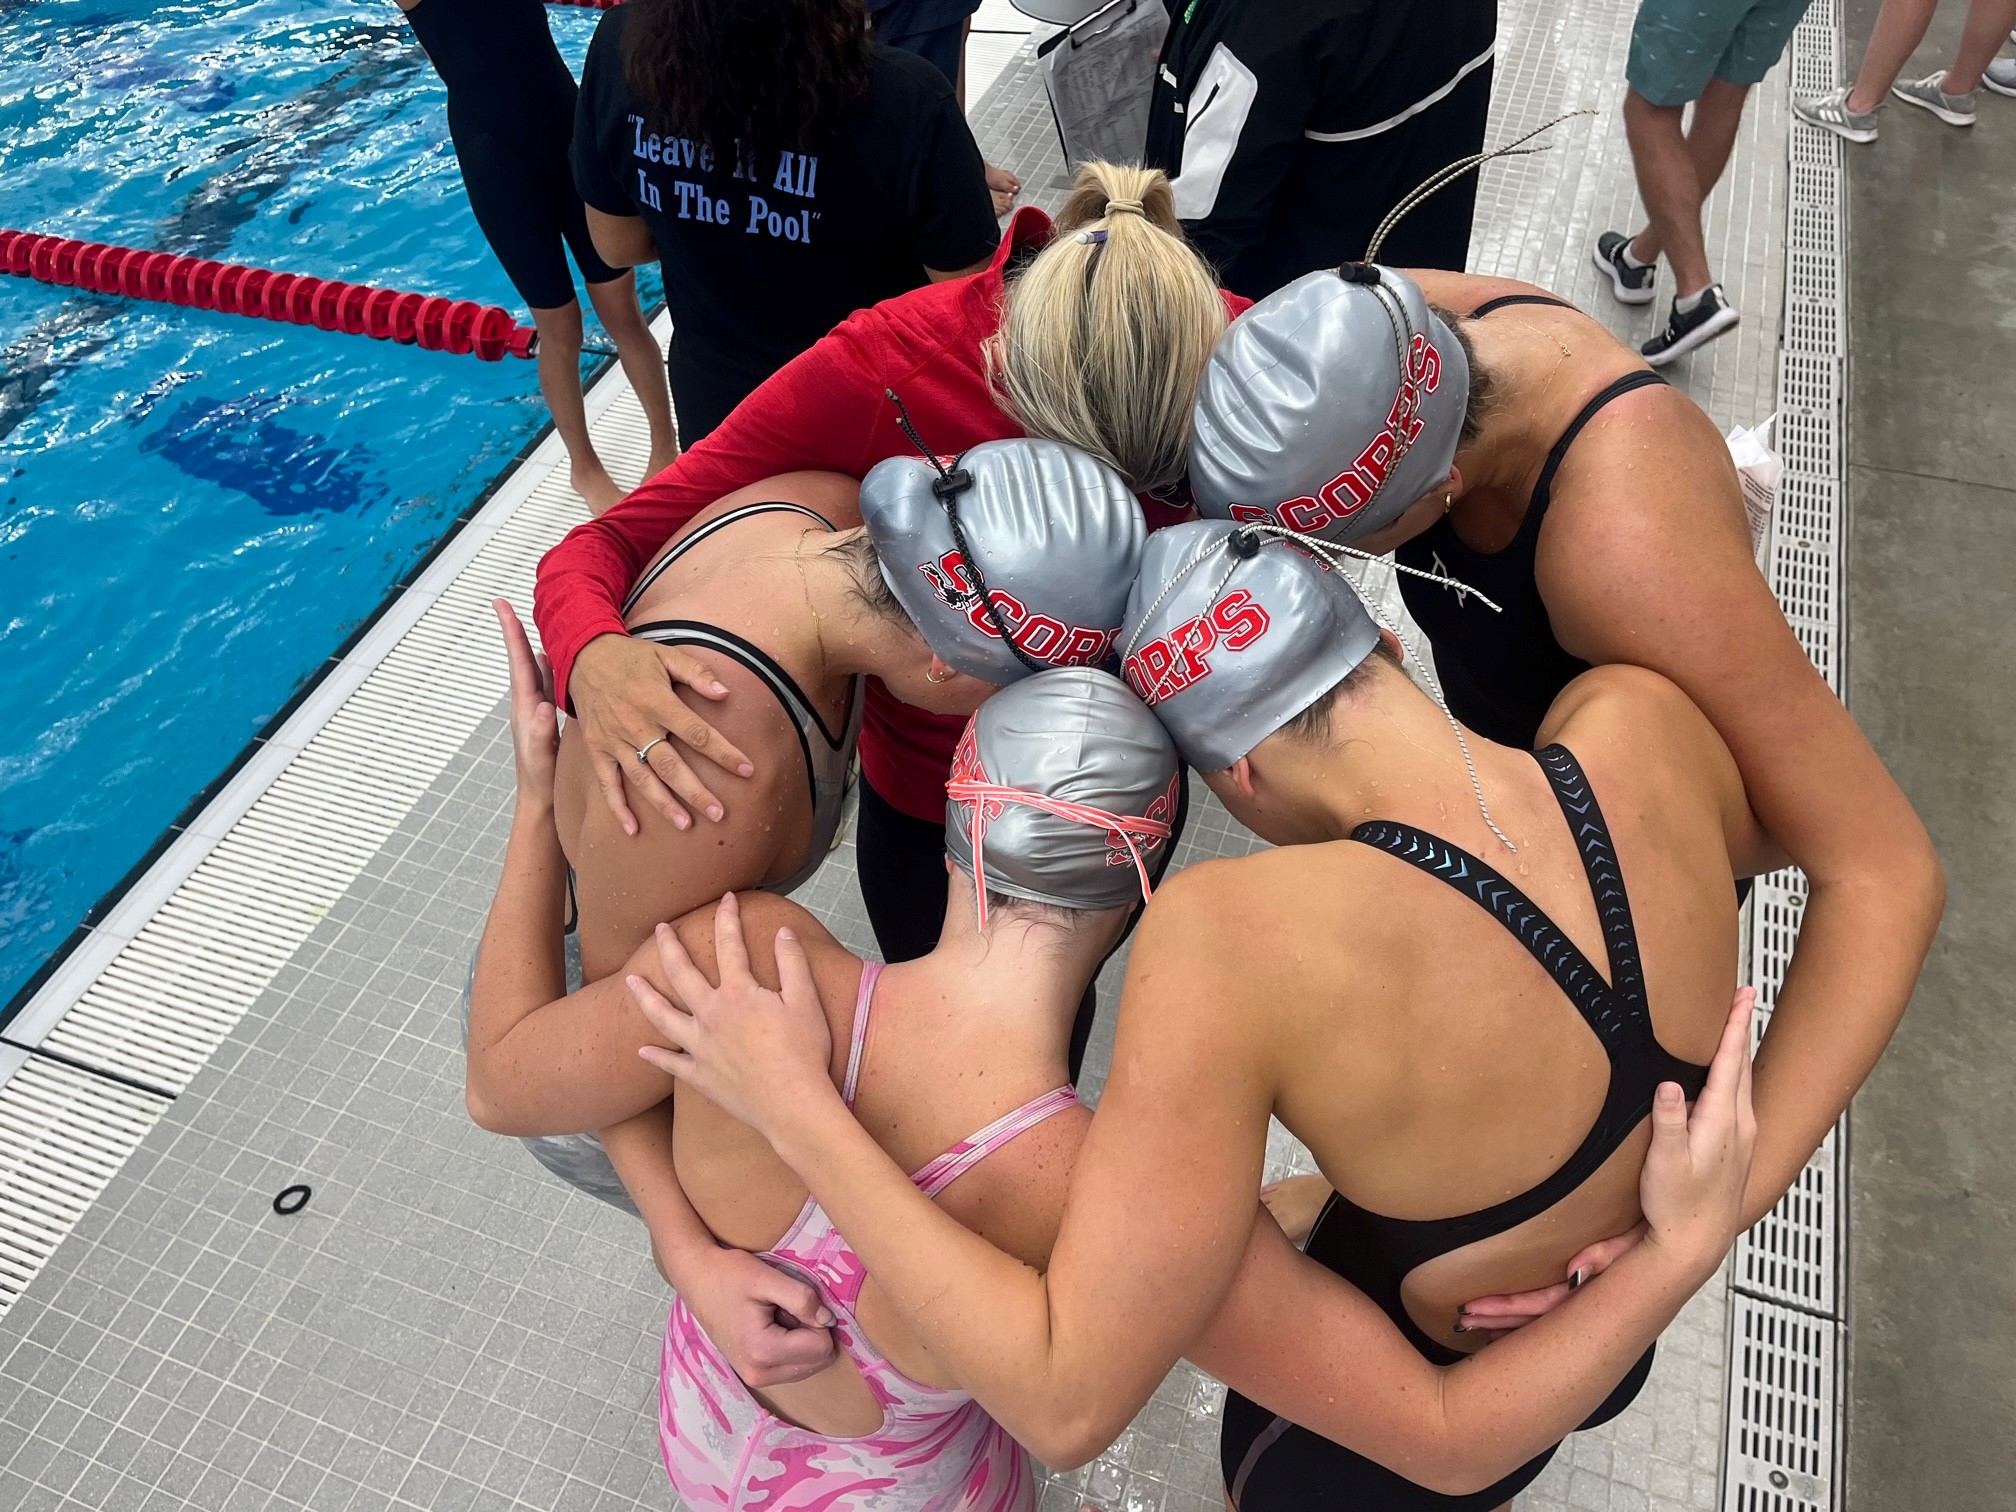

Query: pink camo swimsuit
<box><xmin>660</xmin><ymin>961</ymin><xmax>1078</xmax><ymax>1510</ymax></box>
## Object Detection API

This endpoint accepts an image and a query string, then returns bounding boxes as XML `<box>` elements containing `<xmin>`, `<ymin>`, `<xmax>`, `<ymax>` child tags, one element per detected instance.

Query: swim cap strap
<box><xmin>885</xmin><ymin>389</ymin><xmax>1048</xmax><ymax>675</ymax></box>
<box><xmin>1235</xmin><ymin>523</ymin><xmax>1518</xmax><ymax>855</ymax></box>
<box><xmin>1363</xmin><ymin>110</ymin><xmax>1593</xmax><ymax>261</ymax></box>
<box><xmin>948</xmin><ymin>777</ymin><xmax>1173</xmax><ymax>929</ymax></box>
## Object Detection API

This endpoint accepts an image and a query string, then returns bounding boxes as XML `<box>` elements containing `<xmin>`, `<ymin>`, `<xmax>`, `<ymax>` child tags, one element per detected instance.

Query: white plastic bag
<box><xmin>1035</xmin><ymin>0</ymin><xmax>1169</xmax><ymax>171</ymax></box>
<box><xmin>1725</xmin><ymin>412</ymin><xmax>1781</xmax><ymax>566</ymax></box>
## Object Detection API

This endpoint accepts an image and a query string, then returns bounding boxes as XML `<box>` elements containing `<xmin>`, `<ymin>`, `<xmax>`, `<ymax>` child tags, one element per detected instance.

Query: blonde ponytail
<box><xmin>990</xmin><ymin>162</ymin><xmax>1225</xmax><ymax>495</ymax></box>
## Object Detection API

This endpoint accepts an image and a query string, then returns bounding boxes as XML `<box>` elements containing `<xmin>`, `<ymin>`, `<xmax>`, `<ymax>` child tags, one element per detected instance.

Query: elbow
<box><xmin>1917</xmin><ymin>843</ymin><xmax>1949</xmax><ymax>932</ymax></box>
<box><xmin>465</xmin><ymin>1078</ymin><xmax>510</xmax><ymax>1136</ymax></box>
<box><xmin>1414</xmin><ymin>1453</ymin><xmax>1517</xmax><ymax>1499</ymax></box>
<box><xmin>1861</xmin><ymin>827</ymin><xmax>1947</xmax><ymax>940</ymax></box>
<box><xmin>464</xmin><ymin>1063</ymin><xmax>531</xmax><ymax>1137</ymax></box>
<box><xmin>1021</xmin><ymin>1405</ymin><xmax>1126</xmax><ymax>1474</ymax></box>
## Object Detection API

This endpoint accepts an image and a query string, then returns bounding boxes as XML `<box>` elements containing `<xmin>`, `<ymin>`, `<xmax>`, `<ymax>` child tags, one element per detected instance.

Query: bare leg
<box><xmin>955</xmin><ymin>17</ymin><xmax>1022</xmax><ymax>213</ymax></box>
<box><xmin>530</xmin><ymin>301</ymin><xmax>623</xmax><ymax>514</ymax></box>
<box><xmin>1845</xmin><ymin>0</ymin><xmax>1941</xmax><ymax>110</ymax></box>
<box><xmin>1942</xmin><ymin>0</ymin><xmax>2016</xmax><ymax>93</ymax></box>
<box><xmin>1622</xmin><ymin>89</ymin><xmax>1714</xmax><ymax>298</ymax></box>
<box><xmin>584</xmin><ymin>270</ymin><xmax>679</xmax><ymax>479</ymax></box>
<box><xmin>1627</xmin><ymin>78</ymin><xmax>1750</xmax><ymax>265</ymax></box>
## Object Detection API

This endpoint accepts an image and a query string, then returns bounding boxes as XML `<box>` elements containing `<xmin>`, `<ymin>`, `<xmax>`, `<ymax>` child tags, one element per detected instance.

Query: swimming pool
<box><xmin>0</xmin><ymin>0</ymin><xmax>657</xmax><ymax>1015</ymax></box>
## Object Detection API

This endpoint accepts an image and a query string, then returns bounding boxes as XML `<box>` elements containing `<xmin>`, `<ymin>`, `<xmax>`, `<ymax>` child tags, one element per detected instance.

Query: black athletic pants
<box><xmin>853</xmin><ymin>769</ymin><xmax>1192</xmax><ymax>1082</ymax></box>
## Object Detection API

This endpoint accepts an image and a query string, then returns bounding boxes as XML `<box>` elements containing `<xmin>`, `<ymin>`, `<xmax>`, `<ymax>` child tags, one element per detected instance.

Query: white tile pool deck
<box><xmin>0</xmin><ymin>5</ymin><xmax>1804</xmax><ymax>1508</ymax></box>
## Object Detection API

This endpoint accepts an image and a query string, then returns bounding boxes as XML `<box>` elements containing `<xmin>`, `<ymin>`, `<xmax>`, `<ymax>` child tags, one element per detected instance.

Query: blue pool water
<box><xmin>0</xmin><ymin>0</ymin><xmax>657</xmax><ymax>1013</ymax></box>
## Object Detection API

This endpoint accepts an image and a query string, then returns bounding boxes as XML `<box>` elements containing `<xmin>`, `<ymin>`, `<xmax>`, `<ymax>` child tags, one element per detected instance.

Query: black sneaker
<box><xmin>1592</xmin><ymin>231</ymin><xmax>1656</xmax><ymax>305</ymax></box>
<box><xmin>1642</xmin><ymin>283</ymin><xmax>1739</xmax><ymax>367</ymax></box>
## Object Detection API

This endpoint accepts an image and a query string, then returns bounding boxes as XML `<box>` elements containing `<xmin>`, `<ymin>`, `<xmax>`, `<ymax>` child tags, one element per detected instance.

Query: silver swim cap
<box><xmin>1120</xmin><ymin>520</ymin><xmax>1380</xmax><ymax>772</ymax></box>
<box><xmin>1188</xmin><ymin>265</ymin><xmax>1470</xmax><ymax>545</ymax></box>
<box><xmin>945</xmin><ymin>668</ymin><xmax>1180</xmax><ymax>925</ymax></box>
<box><xmin>861</xmin><ymin>437</ymin><xmax>1147</xmax><ymax>684</ymax></box>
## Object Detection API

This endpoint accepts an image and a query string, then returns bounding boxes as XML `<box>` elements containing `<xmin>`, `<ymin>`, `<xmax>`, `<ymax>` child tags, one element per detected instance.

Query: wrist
<box><xmin>767</xmin><ymin>1083</ymin><xmax>853</xmax><ymax>1174</ymax></box>
<box><xmin>574</xmin><ymin>630</ymin><xmax>629</xmax><ymax>684</ymax></box>
<box><xmin>1634</xmin><ymin>1224</ymin><xmax>1726</xmax><ymax>1290</ymax></box>
<box><xmin>511</xmin><ymin>794</ymin><xmax>556</xmax><ymax>828</ymax></box>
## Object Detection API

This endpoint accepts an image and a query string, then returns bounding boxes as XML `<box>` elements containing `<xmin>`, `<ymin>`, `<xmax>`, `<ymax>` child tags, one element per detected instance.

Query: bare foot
<box><xmin>986</xmin><ymin>162</ymin><xmax>1021</xmax><ymax>218</ymax></box>
<box><xmin>1260</xmin><ymin>1174</ymin><xmax>1332</xmax><ymax>1246</ymax></box>
<box><xmin>571</xmin><ymin>461</ymin><xmax>626</xmax><ymax>515</ymax></box>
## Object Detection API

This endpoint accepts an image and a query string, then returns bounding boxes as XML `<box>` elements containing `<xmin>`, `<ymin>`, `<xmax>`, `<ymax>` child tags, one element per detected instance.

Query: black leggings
<box><xmin>453</xmin><ymin>128</ymin><xmax>622</xmax><ymax>311</ymax></box>
<box><xmin>853</xmin><ymin>770</ymin><xmax>1192</xmax><ymax>1081</ymax></box>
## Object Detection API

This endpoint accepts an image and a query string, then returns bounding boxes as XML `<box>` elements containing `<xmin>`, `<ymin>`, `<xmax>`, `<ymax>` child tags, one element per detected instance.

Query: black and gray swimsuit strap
<box><xmin>620</xmin><ymin>500</ymin><xmax>836</xmax><ymax>616</ymax></box>
<box><xmin>1467</xmin><ymin>292</ymin><xmax>1578</xmax><ymax>317</ymax></box>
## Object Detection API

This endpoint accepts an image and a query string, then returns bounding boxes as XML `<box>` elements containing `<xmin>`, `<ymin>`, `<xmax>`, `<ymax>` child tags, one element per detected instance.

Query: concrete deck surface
<box><xmin>1835</xmin><ymin>0</ymin><xmax>2016</xmax><ymax>1505</ymax></box>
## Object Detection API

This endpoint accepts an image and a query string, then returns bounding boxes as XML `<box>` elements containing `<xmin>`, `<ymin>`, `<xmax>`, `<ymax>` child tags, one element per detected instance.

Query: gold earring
<box><xmin>926</xmin><ymin>665</ymin><xmax>951</xmax><ymax>684</ymax></box>
<box><xmin>1443</xmin><ymin>493</ymin><xmax>1454</xmax><ymax>514</ymax></box>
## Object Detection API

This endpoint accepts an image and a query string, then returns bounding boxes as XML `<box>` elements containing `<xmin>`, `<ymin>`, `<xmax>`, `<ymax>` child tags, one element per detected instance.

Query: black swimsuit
<box><xmin>1396</xmin><ymin>294</ymin><xmax>1669</xmax><ymax>751</ymax></box>
<box><xmin>1219</xmin><ymin>745</ymin><xmax>1712</xmax><ymax>1511</ymax></box>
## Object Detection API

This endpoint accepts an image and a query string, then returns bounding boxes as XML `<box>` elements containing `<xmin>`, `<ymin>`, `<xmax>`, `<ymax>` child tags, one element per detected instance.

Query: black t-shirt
<box><xmin>573</xmin><ymin>10</ymin><xmax>1000</xmax><ymax>437</ymax></box>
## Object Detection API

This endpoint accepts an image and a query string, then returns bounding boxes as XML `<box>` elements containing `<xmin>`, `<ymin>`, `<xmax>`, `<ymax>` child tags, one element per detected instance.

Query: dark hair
<box><xmin>1279</xmin><ymin>638</ymin><xmax>1403</xmax><ymax>743</ymax></box>
<box><xmin>622</xmin><ymin>0</ymin><xmax>873</xmax><ymax>163</ymax></box>
<box><xmin>1430</xmin><ymin>305</ymin><xmax>1493</xmax><ymax>449</ymax></box>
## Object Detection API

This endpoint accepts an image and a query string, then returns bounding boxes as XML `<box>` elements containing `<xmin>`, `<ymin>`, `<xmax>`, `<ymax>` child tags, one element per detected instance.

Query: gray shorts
<box><xmin>460</xmin><ymin>941</ymin><xmax>639</xmax><ymax>1217</ymax></box>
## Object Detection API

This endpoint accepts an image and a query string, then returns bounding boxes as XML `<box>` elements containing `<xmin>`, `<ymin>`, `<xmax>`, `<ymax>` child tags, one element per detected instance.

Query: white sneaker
<box><xmin>1985</xmin><ymin>58</ymin><xmax>2016</xmax><ymax>98</ymax></box>
<box><xmin>1891</xmin><ymin>72</ymin><xmax>1976</xmax><ymax>125</ymax></box>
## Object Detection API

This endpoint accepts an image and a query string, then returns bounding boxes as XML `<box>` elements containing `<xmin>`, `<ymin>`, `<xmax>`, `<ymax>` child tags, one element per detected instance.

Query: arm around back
<box><xmin>1539</xmin><ymin>393</ymin><xmax>1943</xmax><ymax>1223</ymax></box>
<box><xmin>533</xmin><ymin>315</ymin><xmax>891</xmax><ymax>709</ymax></box>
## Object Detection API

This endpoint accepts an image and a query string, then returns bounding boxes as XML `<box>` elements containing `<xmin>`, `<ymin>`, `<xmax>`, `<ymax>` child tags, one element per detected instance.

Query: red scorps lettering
<box><xmin>1244</xmin><ymin>332</ymin><xmax>1443</xmax><ymax>535</ymax></box>
<box><xmin>1122</xmin><ymin>590</ymin><xmax>1272</xmax><ymax>706</ymax></box>
<box><xmin>917</xmin><ymin>552</ymin><xmax>1120</xmax><ymax>667</ymax></box>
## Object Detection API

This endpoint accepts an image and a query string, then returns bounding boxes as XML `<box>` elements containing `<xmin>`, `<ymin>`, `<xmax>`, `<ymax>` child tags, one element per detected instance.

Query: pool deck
<box><xmin>2</xmin><ymin>0</ymin><xmax>1978</xmax><ymax>1507</ymax></box>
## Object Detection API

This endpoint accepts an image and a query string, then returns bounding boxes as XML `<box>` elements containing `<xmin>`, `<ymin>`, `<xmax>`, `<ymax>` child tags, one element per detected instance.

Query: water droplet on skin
<box><xmin>1516</xmin><ymin>860</ymin><xmax>1531</xmax><ymax>876</ymax></box>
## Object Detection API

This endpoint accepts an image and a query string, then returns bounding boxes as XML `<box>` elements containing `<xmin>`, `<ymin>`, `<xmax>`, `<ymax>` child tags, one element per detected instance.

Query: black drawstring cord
<box><xmin>883</xmin><ymin>389</ymin><xmax>1046</xmax><ymax>674</ymax></box>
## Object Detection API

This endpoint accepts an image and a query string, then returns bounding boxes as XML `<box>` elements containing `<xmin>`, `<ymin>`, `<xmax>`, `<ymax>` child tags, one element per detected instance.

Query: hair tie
<box><xmin>1104</xmin><ymin>198</ymin><xmax>1145</xmax><ymax>217</ymax></box>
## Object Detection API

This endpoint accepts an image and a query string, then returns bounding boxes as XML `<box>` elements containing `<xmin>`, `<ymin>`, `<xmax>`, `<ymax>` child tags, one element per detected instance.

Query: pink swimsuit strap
<box><xmin>909</xmin><ymin>1085</ymin><xmax>1079</xmax><ymax>1198</ymax></box>
<box><xmin>840</xmin><ymin>959</ymin><xmax>883</xmax><ymax>1105</ymax></box>
<box><xmin>839</xmin><ymin>959</ymin><xmax>1078</xmax><ymax>1196</ymax></box>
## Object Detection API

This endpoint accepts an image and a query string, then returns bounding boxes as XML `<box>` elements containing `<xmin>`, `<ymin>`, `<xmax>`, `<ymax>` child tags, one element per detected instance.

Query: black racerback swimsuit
<box><xmin>1220</xmin><ymin>744</ymin><xmax>1711</xmax><ymax>1511</ymax></box>
<box><xmin>1396</xmin><ymin>294</ymin><xmax>1669</xmax><ymax>750</ymax></box>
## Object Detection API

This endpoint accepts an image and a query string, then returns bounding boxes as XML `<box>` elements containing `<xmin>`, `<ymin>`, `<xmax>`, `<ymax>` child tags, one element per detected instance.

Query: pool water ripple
<box><xmin>0</xmin><ymin>0</ymin><xmax>655</xmax><ymax>1011</ymax></box>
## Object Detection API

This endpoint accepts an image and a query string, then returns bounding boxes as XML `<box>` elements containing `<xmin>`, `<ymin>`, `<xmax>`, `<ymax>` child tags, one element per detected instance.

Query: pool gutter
<box><xmin>0</xmin><ymin>313</ymin><xmax>664</xmax><ymax>1316</ymax></box>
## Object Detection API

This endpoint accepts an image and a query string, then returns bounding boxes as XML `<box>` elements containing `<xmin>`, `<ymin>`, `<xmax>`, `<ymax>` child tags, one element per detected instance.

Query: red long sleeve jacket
<box><xmin>533</xmin><ymin>207</ymin><xmax>1248</xmax><ymax>820</ymax></box>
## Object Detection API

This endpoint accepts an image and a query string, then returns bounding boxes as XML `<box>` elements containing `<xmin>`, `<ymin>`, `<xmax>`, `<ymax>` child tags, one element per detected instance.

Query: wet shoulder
<box><xmin>671</xmin><ymin>892</ymin><xmax>866</xmax><ymax>1059</ymax></box>
<box><xmin>1538</xmin><ymin>665</ymin><xmax>1732</xmax><ymax>802</ymax></box>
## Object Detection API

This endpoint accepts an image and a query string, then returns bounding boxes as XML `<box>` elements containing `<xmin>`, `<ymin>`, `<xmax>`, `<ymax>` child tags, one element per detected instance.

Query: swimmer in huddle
<box><xmin>473</xmin><ymin>647</ymin><xmax>1758</xmax><ymax>1509</ymax></box>
<box><xmin>468</xmin><ymin>438</ymin><xmax>1145</xmax><ymax>1374</ymax></box>
<box><xmin>548</xmin><ymin>439</ymin><xmax>1146</xmax><ymax>983</ymax></box>
<box><xmin>647</xmin><ymin>519</ymin><xmax>1772</xmax><ymax>1509</ymax></box>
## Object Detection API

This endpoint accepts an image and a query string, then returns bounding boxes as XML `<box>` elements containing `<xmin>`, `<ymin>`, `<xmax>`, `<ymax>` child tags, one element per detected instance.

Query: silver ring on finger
<box><xmin>635</xmin><ymin>736</ymin><xmax>670</xmax><ymax>766</ymax></box>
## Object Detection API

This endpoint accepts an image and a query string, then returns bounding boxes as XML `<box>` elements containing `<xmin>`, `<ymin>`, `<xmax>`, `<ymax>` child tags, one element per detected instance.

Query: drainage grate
<box><xmin>0</xmin><ymin>340</ymin><xmax>666</xmax><ymax>1318</ymax></box>
<box><xmin>1725</xmin><ymin>1295</ymin><xmax>1838</xmax><ymax>1510</ymax></box>
<box><xmin>1724</xmin><ymin>5</ymin><xmax>1849</xmax><ymax>1506</ymax></box>
<box><xmin>0</xmin><ymin>1056</ymin><xmax>169</xmax><ymax>1316</ymax></box>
